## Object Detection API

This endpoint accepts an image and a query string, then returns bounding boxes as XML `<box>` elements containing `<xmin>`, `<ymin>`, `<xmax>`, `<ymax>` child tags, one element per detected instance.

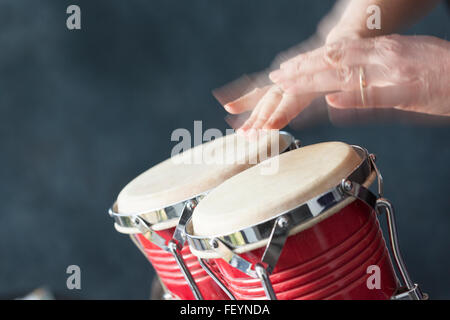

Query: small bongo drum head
<box><xmin>117</xmin><ymin>131</ymin><xmax>291</xmax><ymax>216</ymax></box>
<box><xmin>192</xmin><ymin>141</ymin><xmax>364</xmax><ymax>237</ymax></box>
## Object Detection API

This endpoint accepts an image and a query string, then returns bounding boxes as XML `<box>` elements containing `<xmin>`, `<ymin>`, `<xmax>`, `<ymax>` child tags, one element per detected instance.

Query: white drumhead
<box><xmin>192</xmin><ymin>141</ymin><xmax>364</xmax><ymax>237</ymax></box>
<box><xmin>117</xmin><ymin>131</ymin><xmax>292</xmax><ymax>216</ymax></box>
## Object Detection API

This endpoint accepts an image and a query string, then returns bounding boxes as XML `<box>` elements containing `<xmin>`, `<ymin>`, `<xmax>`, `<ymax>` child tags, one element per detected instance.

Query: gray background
<box><xmin>0</xmin><ymin>1</ymin><xmax>449</xmax><ymax>299</ymax></box>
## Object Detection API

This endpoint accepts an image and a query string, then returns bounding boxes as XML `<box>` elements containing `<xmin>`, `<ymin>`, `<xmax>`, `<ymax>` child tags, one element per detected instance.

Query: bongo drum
<box><xmin>109</xmin><ymin>131</ymin><xmax>299</xmax><ymax>300</ymax></box>
<box><xmin>185</xmin><ymin>142</ymin><xmax>425</xmax><ymax>300</ymax></box>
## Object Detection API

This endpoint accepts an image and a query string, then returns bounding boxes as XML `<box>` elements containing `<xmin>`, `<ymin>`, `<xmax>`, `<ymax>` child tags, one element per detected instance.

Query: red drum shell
<box><xmin>212</xmin><ymin>200</ymin><xmax>399</xmax><ymax>300</ymax></box>
<box><xmin>136</xmin><ymin>228</ymin><xmax>230</xmax><ymax>300</ymax></box>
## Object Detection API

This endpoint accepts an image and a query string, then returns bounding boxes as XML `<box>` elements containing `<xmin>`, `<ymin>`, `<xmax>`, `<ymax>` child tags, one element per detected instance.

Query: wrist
<box><xmin>325</xmin><ymin>26</ymin><xmax>363</xmax><ymax>44</ymax></box>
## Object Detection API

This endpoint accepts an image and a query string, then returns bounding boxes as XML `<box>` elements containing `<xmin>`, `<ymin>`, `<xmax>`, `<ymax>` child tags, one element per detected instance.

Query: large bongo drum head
<box><xmin>112</xmin><ymin>131</ymin><xmax>295</xmax><ymax>300</ymax></box>
<box><xmin>116</xmin><ymin>131</ymin><xmax>292</xmax><ymax>229</ymax></box>
<box><xmin>187</xmin><ymin>142</ymin><xmax>398</xmax><ymax>300</ymax></box>
<box><xmin>192</xmin><ymin>141</ymin><xmax>369</xmax><ymax>239</ymax></box>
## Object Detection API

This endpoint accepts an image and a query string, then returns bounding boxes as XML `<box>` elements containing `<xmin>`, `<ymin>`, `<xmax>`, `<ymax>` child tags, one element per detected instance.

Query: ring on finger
<box><xmin>359</xmin><ymin>66</ymin><xmax>367</xmax><ymax>107</ymax></box>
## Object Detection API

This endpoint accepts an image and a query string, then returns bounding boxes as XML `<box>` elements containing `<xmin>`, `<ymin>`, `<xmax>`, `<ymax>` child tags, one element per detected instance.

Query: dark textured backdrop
<box><xmin>0</xmin><ymin>1</ymin><xmax>449</xmax><ymax>299</ymax></box>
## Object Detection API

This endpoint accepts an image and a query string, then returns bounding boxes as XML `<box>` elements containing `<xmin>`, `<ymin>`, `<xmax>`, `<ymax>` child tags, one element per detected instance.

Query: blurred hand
<box><xmin>223</xmin><ymin>34</ymin><xmax>450</xmax><ymax>132</ymax></box>
<box><xmin>221</xmin><ymin>17</ymin><xmax>364</xmax><ymax>133</ymax></box>
<box><xmin>224</xmin><ymin>85</ymin><xmax>317</xmax><ymax>132</ymax></box>
<box><xmin>269</xmin><ymin>34</ymin><xmax>450</xmax><ymax>117</ymax></box>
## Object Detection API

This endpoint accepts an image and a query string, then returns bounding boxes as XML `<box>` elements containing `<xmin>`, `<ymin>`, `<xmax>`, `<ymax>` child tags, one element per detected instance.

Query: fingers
<box><xmin>237</xmin><ymin>87</ymin><xmax>316</xmax><ymax>131</ymax></box>
<box><xmin>278</xmin><ymin>46</ymin><xmax>328</xmax><ymax>74</ymax></box>
<box><xmin>239</xmin><ymin>86</ymin><xmax>284</xmax><ymax>131</ymax></box>
<box><xmin>263</xmin><ymin>93</ymin><xmax>316</xmax><ymax>129</ymax></box>
<box><xmin>273</xmin><ymin>39</ymin><xmax>376</xmax><ymax>81</ymax></box>
<box><xmin>224</xmin><ymin>85</ymin><xmax>271</xmax><ymax>114</ymax></box>
<box><xmin>326</xmin><ymin>85</ymin><xmax>416</xmax><ymax>109</ymax></box>
<box><xmin>279</xmin><ymin>64</ymin><xmax>387</xmax><ymax>95</ymax></box>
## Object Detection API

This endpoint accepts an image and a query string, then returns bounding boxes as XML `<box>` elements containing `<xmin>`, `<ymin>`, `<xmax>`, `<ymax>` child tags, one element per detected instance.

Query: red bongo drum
<box><xmin>186</xmin><ymin>142</ymin><xmax>425</xmax><ymax>300</ymax></box>
<box><xmin>109</xmin><ymin>131</ymin><xmax>298</xmax><ymax>300</ymax></box>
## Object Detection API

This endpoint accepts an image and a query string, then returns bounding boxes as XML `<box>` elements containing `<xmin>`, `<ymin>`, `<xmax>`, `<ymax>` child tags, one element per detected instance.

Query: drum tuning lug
<box><xmin>131</xmin><ymin>216</ymin><xmax>169</xmax><ymax>251</ymax></box>
<box><xmin>369</xmin><ymin>153</ymin><xmax>377</xmax><ymax>162</ymax></box>
<box><xmin>209</xmin><ymin>239</ymin><xmax>219</xmax><ymax>249</ymax></box>
<box><xmin>187</xmin><ymin>200</ymin><xmax>197</xmax><ymax>211</ymax></box>
<box><xmin>294</xmin><ymin>139</ymin><xmax>301</xmax><ymax>149</ymax></box>
<box><xmin>168</xmin><ymin>239</ymin><xmax>183</xmax><ymax>251</ymax></box>
<box><xmin>342</xmin><ymin>180</ymin><xmax>353</xmax><ymax>192</ymax></box>
<box><xmin>168</xmin><ymin>240</ymin><xmax>177</xmax><ymax>250</ymax></box>
<box><xmin>108</xmin><ymin>205</ymin><xmax>115</xmax><ymax>217</ymax></box>
<box><xmin>277</xmin><ymin>216</ymin><xmax>289</xmax><ymax>229</ymax></box>
<box><xmin>132</xmin><ymin>216</ymin><xmax>148</xmax><ymax>233</ymax></box>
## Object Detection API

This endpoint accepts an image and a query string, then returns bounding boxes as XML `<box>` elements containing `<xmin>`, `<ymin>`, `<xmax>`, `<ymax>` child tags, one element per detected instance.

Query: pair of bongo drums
<box><xmin>109</xmin><ymin>131</ymin><xmax>425</xmax><ymax>300</ymax></box>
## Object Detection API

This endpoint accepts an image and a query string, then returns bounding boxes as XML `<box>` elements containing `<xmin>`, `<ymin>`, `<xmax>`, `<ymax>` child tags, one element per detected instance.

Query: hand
<box><xmin>269</xmin><ymin>34</ymin><xmax>450</xmax><ymax>117</ymax></box>
<box><xmin>221</xmin><ymin>22</ymin><xmax>363</xmax><ymax>132</ymax></box>
<box><xmin>224</xmin><ymin>85</ymin><xmax>316</xmax><ymax>132</ymax></box>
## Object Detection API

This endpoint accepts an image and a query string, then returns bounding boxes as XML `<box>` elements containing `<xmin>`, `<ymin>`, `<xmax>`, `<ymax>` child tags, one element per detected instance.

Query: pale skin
<box><xmin>223</xmin><ymin>0</ymin><xmax>450</xmax><ymax>133</ymax></box>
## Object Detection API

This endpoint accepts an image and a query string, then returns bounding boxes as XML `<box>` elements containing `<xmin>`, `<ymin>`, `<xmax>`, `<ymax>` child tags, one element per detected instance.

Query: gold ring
<box><xmin>359</xmin><ymin>66</ymin><xmax>367</xmax><ymax>107</ymax></box>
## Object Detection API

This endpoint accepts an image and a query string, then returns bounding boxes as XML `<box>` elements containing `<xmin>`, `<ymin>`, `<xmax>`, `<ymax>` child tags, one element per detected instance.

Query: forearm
<box><xmin>327</xmin><ymin>0</ymin><xmax>441</xmax><ymax>42</ymax></box>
